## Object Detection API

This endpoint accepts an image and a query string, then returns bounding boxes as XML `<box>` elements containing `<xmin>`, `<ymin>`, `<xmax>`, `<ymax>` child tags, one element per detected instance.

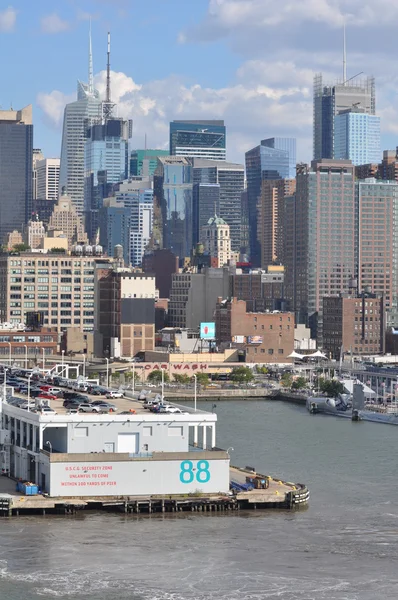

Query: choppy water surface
<box><xmin>1</xmin><ymin>399</ymin><xmax>398</xmax><ymax>599</ymax></box>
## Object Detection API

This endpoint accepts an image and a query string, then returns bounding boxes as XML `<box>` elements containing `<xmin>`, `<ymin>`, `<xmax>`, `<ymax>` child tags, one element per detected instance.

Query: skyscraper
<box><xmin>245</xmin><ymin>138</ymin><xmax>296</xmax><ymax>264</ymax></box>
<box><xmin>192</xmin><ymin>159</ymin><xmax>244</xmax><ymax>254</ymax></box>
<box><xmin>36</xmin><ymin>158</ymin><xmax>60</xmax><ymax>201</ymax></box>
<box><xmin>292</xmin><ymin>159</ymin><xmax>356</xmax><ymax>343</ymax></box>
<box><xmin>113</xmin><ymin>187</ymin><xmax>154</xmax><ymax>267</ymax></box>
<box><xmin>59</xmin><ymin>30</ymin><xmax>102</xmax><ymax>216</ymax></box>
<box><xmin>334</xmin><ymin>108</ymin><xmax>381</xmax><ymax>165</ymax></box>
<box><xmin>130</xmin><ymin>149</ymin><xmax>169</xmax><ymax>177</ymax></box>
<box><xmin>0</xmin><ymin>105</ymin><xmax>33</xmax><ymax>243</ymax></box>
<box><xmin>313</xmin><ymin>74</ymin><xmax>375</xmax><ymax>160</ymax></box>
<box><xmin>192</xmin><ymin>183</ymin><xmax>220</xmax><ymax>246</ymax></box>
<box><xmin>154</xmin><ymin>156</ymin><xmax>193</xmax><ymax>260</ymax></box>
<box><xmin>170</xmin><ymin>120</ymin><xmax>226</xmax><ymax>160</ymax></box>
<box><xmin>99</xmin><ymin>197</ymin><xmax>131</xmax><ymax>264</ymax></box>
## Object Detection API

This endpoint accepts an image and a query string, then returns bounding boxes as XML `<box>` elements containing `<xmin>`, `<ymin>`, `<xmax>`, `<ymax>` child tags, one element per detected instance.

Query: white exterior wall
<box><xmin>49</xmin><ymin>456</ymin><xmax>230</xmax><ymax>497</ymax></box>
<box><xmin>120</xmin><ymin>275</ymin><xmax>156</xmax><ymax>298</ymax></box>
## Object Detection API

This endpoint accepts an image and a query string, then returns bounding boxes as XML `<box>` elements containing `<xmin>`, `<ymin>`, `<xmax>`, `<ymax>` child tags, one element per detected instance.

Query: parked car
<box><xmin>94</xmin><ymin>402</ymin><xmax>117</xmax><ymax>413</ymax></box>
<box><xmin>38</xmin><ymin>393</ymin><xmax>58</xmax><ymax>401</ymax></box>
<box><xmin>163</xmin><ymin>406</ymin><xmax>183</xmax><ymax>414</ymax></box>
<box><xmin>32</xmin><ymin>406</ymin><xmax>57</xmax><ymax>414</ymax></box>
<box><xmin>78</xmin><ymin>403</ymin><xmax>101</xmax><ymax>413</ymax></box>
<box><xmin>106</xmin><ymin>390</ymin><xmax>123</xmax><ymax>399</ymax></box>
<box><xmin>63</xmin><ymin>398</ymin><xmax>86</xmax><ymax>409</ymax></box>
<box><xmin>143</xmin><ymin>399</ymin><xmax>160</xmax><ymax>409</ymax></box>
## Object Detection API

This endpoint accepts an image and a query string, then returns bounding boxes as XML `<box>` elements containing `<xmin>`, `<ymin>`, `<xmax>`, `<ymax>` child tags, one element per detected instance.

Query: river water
<box><xmin>1</xmin><ymin>399</ymin><xmax>398</xmax><ymax>600</ymax></box>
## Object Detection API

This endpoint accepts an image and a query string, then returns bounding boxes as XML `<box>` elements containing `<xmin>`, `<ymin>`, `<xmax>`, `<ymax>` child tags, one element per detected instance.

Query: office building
<box><xmin>25</xmin><ymin>218</ymin><xmax>45</xmax><ymax>249</ymax></box>
<box><xmin>334</xmin><ymin>108</ymin><xmax>381</xmax><ymax>165</ymax></box>
<box><xmin>323</xmin><ymin>291</ymin><xmax>385</xmax><ymax>359</ymax></box>
<box><xmin>291</xmin><ymin>159</ymin><xmax>356</xmax><ymax>343</ymax></box>
<box><xmin>99</xmin><ymin>198</ymin><xmax>131</xmax><ymax>264</ymax></box>
<box><xmin>0</xmin><ymin>248</ymin><xmax>109</xmax><ymax>332</ymax></box>
<box><xmin>193</xmin><ymin>159</ymin><xmax>244</xmax><ymax>254</ymax></box>
<box><xmin>0</xmin><ymin>325</ymin><xmax>58</xmax><ymax>363</ymax></box>
<box><xmin>32</xmin><ymin>149</ymin><xmax>44</xmax><ymax>201</ymax></box>
<box><xmin>142</xmin><ymin>249</ymin><xmax>179</xmax><ymax>298</ymax></box>
<box><xmin>230</xmin><ymin>265</ymin><xmax>286</xmax><ymax>312</ymax></box>
<box><xmin>215</xmin><ymin>297</ymin><xmax>294</xmax><ymax>363</ymax></box>
<box><xmin>48</xmin><ymin>188</ymin><xmax>88</xmax><ymax>248</ymax></box>
<box><xmin>192</xmin><ymin>183</ymin><xmax>220</xmax><ymax>246</ymax></box>
<box><xmin>130</xmin><ymin>149</ymin><xmax>169</xmax><ymax>177</ymax></box>
<box><xmin>201</xmin><ymin>215</ymin><xmax>236</xmax><ymax>267</ymax></box>
<box><xmin>240</xmin><ymin>189</ymin><xmax>250</xmax><ymax>259</ymax></box>
<box><xmin>313</xmin><ymin>74</ymin><xmax>375</xmax><ymax>160</ymax></box>
<box><xmin>36</xmin><ymin>158</ymin><xmax>60</xmax><ymax>201</ymax></box>
<box><xmin>128</xmin><ymin>189</ymin><xmax>154</xmax><ymax>267</ymax></box>
<box><xmin>168</xmin><ymin>267</ymin><xmax>230</xmax><ymax>329</ymax></box>
<box><xmin>245</xmin><ymin>138</ymin><xmax>295</xmax><ymax>264</ymax></box>
<box><xmin>94</xmin><ymin>267</ymin><xmax>156</xmax><ymax>357</ymax></box>
<box><xmin>59</xmin><ymin>34</ymin><xmax>102</xmax><ymax>216</ymax></box>
<box><xmin>170</xmin><ymin>120</ymin><xmax>226</xmax><ymax>160</ymax></box>
<box><xmin>84</xmin><ymin>117</ymin><xmax>131</xmax><ymax>241</ymax></box>
<box><xmin>356</xmin><ymin>149</ymin><xmax>398</xmax><ymax>183</ymax></box>
<box><xmin>0</xmin><ymin>105</ymin><xmax>33</xmax><ymax>243</ymax></box>
<box><xmin>31</xmin><ymin>198</ymin><xmax>57</xmax><ymax>225</ymax></box>
<box><xmin>153</xmin><ymin>156</ymin><xmax>193</xmax><ymax>259</ymax></box>
<box><xmin>356</xmin><ymin>178</ymin><xmax>398</xmax><ymax>325</ymax></box>
<box><xmin>6</xmin><ymin>230</ymin><xmax>23</xmax><ymax>251</ymax></box>
<box><xmin>257</xmin><ymin>178</ymin><xmax>295</xmax><ymax>268</ymax></box>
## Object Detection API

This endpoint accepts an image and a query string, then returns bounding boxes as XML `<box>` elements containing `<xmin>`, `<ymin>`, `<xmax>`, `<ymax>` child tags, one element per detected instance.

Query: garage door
<box><xmin>117</xmin><ymin>433</ymin><xmax>139</xmax><ymax>454</ymax></box>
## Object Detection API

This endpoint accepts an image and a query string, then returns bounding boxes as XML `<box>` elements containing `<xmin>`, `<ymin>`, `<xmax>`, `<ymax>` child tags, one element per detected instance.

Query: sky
<box><xmin>3</xmin><ymin>0</ymin><xmax>398</xmax><ymax>164</ymax></box>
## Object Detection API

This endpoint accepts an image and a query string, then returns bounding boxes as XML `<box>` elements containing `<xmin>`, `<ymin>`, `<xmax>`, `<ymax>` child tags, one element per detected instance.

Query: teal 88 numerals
<box><xmin>179</xmin><ymin>460</ymin><xmax>211</xmax><ymax>484</ymax></box>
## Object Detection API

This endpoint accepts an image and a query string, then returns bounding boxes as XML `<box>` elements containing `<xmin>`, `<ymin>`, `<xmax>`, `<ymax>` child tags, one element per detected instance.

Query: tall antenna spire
<box><xmin>88</xmin><ymin>18</ymin><xmax>94</xmax><ymax>94</ymax></box>
<box><xmin>343</xmin><ymin>23</ymin><xmax>347</xmax><ymax>85</ymax></box>
<box><xmin>106</xmin><ymin>31</ymin><xmax>111</xmax><ymax>103</ymax></box>
<box><xmin>102</xmin><ymin>31</ymin><xmax>115</xmax><ymax>120</ymax></box>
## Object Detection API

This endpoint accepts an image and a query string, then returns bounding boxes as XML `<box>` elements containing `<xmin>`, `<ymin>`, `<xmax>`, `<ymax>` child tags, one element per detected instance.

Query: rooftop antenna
<box><xmin>102</xmin><ymin>31</ymin><xmax>115</xmax><ymax>120</ymax></box>
<box><xmin>88</xmin><ymin>18</ymin><xmax>94</xmax><ymax>95</ymax></box>
<box><xmin>343</xmin><ymin>22</ymin><xmax>347</xmax><ymax>85</ymax></box>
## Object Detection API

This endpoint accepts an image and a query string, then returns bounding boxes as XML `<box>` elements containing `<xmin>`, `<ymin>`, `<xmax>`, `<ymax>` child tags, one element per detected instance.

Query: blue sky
<box><xmin>3</xmin><ymin>0</ymin><xmax>398</xmax><ymax>163</ymax></box>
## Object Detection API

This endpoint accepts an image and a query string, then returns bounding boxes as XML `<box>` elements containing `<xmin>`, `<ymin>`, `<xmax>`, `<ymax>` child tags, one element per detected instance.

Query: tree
<box><xmin>194</xmin><ymin>372</ymin><xmax>210</xmax><ymax>387</ymax></box>
<box><xmin>231</xmin><ymin>366</ymin><xmax>254</xmax><ymax>384</ymax></box>
<box><xmin>291</xmin><ymin>376</ymin><xmax>307</xmax><ymax>390</ymax></box>
<box><xmin>125</xmin><ymin>370</ymin><xmax>140</xmax><ymax>383</ymax></box>
<box><xmin>148</xmin><ymin>369</ymin><xmax>169</xmax><ymax>383</ymax></box>
<box><xmin>49</xmin><ymin>247</ymin><xmax>66</xmax><ymax>254</ymax></box>
<box><xmin>88</xmin><ymin>372</ymin><xmax>99</xmax><ymax>380</ymax></box>
<box><xmin>111</xmin><ymin>371</ymin><xmax>121</xmax><ymax>382</ymax></box>
<box><xmin>13</xmin><ymin>243</ymin><xmax>30</xmax><ymax>252</ymax></box>
<box><xmin>173</xmin><ymin>373</ymin><xmax>191</xmax><ymax>384</ymax></box>
<box><xmin>320</xmin><ymin>379</ymin><xmax>344</xmax><ymax>397</ymax></box>
<box><xmin>281</xmin><ymin>372</ymin><xmax>293</xmax><ymax>388</ymax></box>
<box><xmin>256</xmin><ymin>366</ymin><xmax>268</xmax><ymax>375</ymax></box>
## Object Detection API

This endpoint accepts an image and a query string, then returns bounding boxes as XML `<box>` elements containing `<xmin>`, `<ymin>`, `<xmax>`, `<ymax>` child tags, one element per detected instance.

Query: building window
<box><xmin>268</xmin><ymin>349</ymin><xmax>274</xmax><ymax>355</ymax></box>
<box><xmin>278</xmin><ymin>349</ymin><xmax>284</xmax><ymax>354</ymax></box>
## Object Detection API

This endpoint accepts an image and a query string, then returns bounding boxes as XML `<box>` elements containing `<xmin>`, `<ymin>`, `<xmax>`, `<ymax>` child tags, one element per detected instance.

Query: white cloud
<box><xmin>41</xmin><ymin>13</ymin><xmax>70</xmax><ymax>34</ymax></box>
<box><xmin>0</xmin><ymin>6</ymin><xmax>17</xmax><ymax>32</ymax></box>
<box><xmin>36</xmin><ymin>90</ymin><xmax>74</xmax><ymax>128</ymax></box>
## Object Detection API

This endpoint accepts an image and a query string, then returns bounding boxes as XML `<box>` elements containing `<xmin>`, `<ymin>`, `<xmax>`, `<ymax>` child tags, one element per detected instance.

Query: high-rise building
<box><xmin>99</xmin><ymin>197</ymin><xmax>131</xmax><ymax>264</ymax></box>
<box><xmin>334</xmin><ymin>108</ymin><xmax>381</xmax><ymax>165</ymax></box>
<box><xmin>0</xmin><ymin>249</ymin><xmax>109</xmax><ymax>332</ymax></box>
<box><xmin>192</xmin><ymin>183</ymin><xmax>220</xmax><ymax>246</ymax></box>
<box><xmin>153</xmin><ymin>156</ymin><xmax>193</xmax><ymax>259</ymax></box>
<box><xmin>245</xmin><ymin>138</ymin><xmax>296</xmax><ymax>264</ymax></box>
<box><xmin>313</xmin><ymin>74</ymin><xmax>375</xmax><ymax>160</ymax></box>
<box><xmin>142</xmin><ymin>249</ymin><xmax>179</xmax><ymax>298</ymax></box>
<box><xmin>48</xmin><ymin>188</ymin><xmax>88</xmax><ymax>248</ymax></box>
<box><xmin>25</xmin><ymin>218</ymin><xmax>45</xmax><ymax>249</ymax></box>
<box><xmin>192</xmin><ymin>159</ymin><xmax>244</xmax><ymax>254</ymax></box>
<box><xmin>170</xmin><ymin>120</ymin><xmax>226</xmax><ymax>160</ymax></box>
<box><xmin>32</xmin><ymin>149</ymin><xmax>44</xmax><ymax>201</ymax></box>
<box><xmin>257</xmin><ymin>178</ymin><xmax>296</xmax><ymax>268</ymax></box>
<box><xmin>201</xmin><ymin>215</ymin><xmax>235</xmax><ymax>267</ymax></box>
<box><xmin>59</xmin><ymin>30</ymin><xmax>102</xmax><ymax>216</ymax></box>
<box><xmin>36</xmin><ymin>158</ymin><xmax>60</xmax><ymax>201</ymax></box>
<box><xmin>130</xmin><ymin>149</ymin><xmax>169</xmax><ymax>177</ymax></box>
<box><xmin>127</xmin><ymin>189</ymin><xmax>153</xmax><ymax>267</ymax></box>
<box><xmin>84</xmin><ymin>118</ymin><xmax>131</xmax><ymax>240</ymax></box>
<box><xmin>291</xmin><ymin>159</ymin><xmax>356</xmax><ymax>343</ymax></box>
<box><xmin>0</xmin><ymin>105</ymin><xmax>33</xmax><ymax>243</ymax></box>
<box><xmin>356</xmin><ymin>178</ymin><xmax>398</xmax><ymax>325</ymax></box>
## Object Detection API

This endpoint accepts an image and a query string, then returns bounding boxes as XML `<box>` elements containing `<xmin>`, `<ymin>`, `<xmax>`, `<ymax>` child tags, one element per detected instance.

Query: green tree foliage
<box><xmin>319</xmin><ymin>378</ymin><xmax>344</xmax><ymax>397</ymax></box>
<box><xmin>194</xmin><ymin>372</ymin><xmax>210</xmax><ymax>386</ymax></box>
<box><xmin>281</xmin><ymin>372</ymin><xmax>293</xmax><ymax>388</ymax></box>
<box><xmin>231</xmin><ymin>366</ymin><xmax>254</xmax><ymax>384</ymax></box>
<box><xmin>13</xmin><ymin>243</ymin><xmax>30</xmax><ymax>252</ymax></box>
<box><xmin>173</xmin><ymin>373</ymin><xmax>191</xmax><ymax>384</ymax></box>
<box><xmin>147</xmin><ymin>369</ymin><xmax>170</xmax><ymax>383</ymax></box>
<box><xmin>256</xmin><ymin>366</ymin><xmax>268</xmax><ymax>375</ymax></box>
<box><xmin>291</xmin><ymin>376</ymin><xmax>307</xmax><ymax>390</ymax></box>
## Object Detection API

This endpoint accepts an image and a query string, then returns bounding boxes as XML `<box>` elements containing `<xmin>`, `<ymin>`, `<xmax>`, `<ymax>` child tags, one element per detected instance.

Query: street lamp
<box><xmin>132</xmin><ymin>362</ymin><xmax>135</xmax><ymax>395</ymax></box>
<box><xmin>3</xmin><ymin>367</ymin><xmax>7</xmax><ymax>401</ymax></box>
<box><xmin>7</xmin><ymin>342</ymin><xmax>11</xmax><ymax>367</ymax></box>
<box><xmin>45</xmin><ymin>440</ymin><xmax>52</xmax><ymax>453</ymax></box>
<box><xmin>42</xmin><ymin>348</ymin><xmax>45</xmax><ymax>372</ymax></box>
<box><xmin>105</xmin><ymin>357</ymin><xmax>109</xmax><ymax>388</ymax></box>
<box><xmin>192</xmin><ymin>373</ymin><xmax>197</xmax><ymax>412</ymax></box>
<box><xmin>61</xmin><ymin>350</ymin><xmax>65</xmax><ymax>371</ymax></box>
<box><xmin>226</xmin><ymin>447</ymin><xmax>234</xmax><ymax>456</ymax></box>
<box><xmin>23</xmin><ymin>345</ymin><xmax>28</xmax><ymax>370</ymax></box>
<box><xmin>161</xmin><ymin>368</ymin><xmax>165</xmax><ymax>403</ymax></box>
<box><xmin>83</xmin><ymin>355</ymin><xmax>86</xmax><ymax>378</ymax></box>
<box><xmin>27</xmin><ymin>373</ymin><xmax>33</xmax><ymax>410</ymax></box>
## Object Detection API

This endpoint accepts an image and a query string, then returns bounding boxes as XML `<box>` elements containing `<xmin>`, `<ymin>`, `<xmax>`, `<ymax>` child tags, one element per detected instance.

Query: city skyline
<box><xmin>3</xmin><ymin>1</ymin><xmax>398</xmax><ymax>165</ymax></box>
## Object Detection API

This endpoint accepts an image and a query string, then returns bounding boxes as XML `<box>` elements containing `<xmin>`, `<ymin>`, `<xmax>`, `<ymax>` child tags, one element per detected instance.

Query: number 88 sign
<box><xmin>179</xmin><ymin>460</ymin><xmax>211</xmax><ymax>484</ymax></box>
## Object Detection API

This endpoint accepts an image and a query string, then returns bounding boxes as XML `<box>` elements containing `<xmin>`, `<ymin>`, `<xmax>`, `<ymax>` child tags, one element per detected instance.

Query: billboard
<box><xmin>200</xmin><ymin>322</ymin><xmax>216</xmax><ymax>339</ymax></box>
<box><xmin>232</xmin><ymin>335</ymin><xmax>246</xmax><ymax>344</ymax></box>
<box><xmin>247</xmin><ymin>336</ymin><xmax>263</xmax><ymax>344</ymax></box>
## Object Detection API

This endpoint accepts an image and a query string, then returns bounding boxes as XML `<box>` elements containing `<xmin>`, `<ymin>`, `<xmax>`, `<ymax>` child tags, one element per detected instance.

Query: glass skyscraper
<box><xmin>130</xmin><ymin>149</ymin><xmax>169</xmax><ymax>177</ymax></box>
<box><xmin>84</xmin><ymin>118</ymin><xmax>131</xmax><ymax>240</ymax></box>
<box><xmin>170</xmin><ymin>120</ymin><xmax>226</xmax><ymax>160</ymax></box>
<box><xmin>313</xmin><ymin>74</ymin><xmax>376</xmax><ymax>160</ymax></box>
<box><xmin>334</xmin><ymin>109</ymin><xmax>381</xmax><ymax>165</ymax></box>
<box><xmin>59</xmin><ymin>80</ymin><xmax>102</xmax><ymax>216</ymax></box>
<box><xmin>0</xmin><ymin>105</ymin><xmax>33</xmax><ymax>243</ymax></box>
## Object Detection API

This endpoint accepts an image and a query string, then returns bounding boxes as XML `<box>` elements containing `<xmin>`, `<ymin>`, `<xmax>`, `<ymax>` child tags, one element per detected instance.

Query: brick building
<box><xmin>229</xmin><ymin>265</ymin><xmax>287</xmax><ymax>312</ymax></box>
<box><xmin>215</xmin><ymin>297</ymin><xmax>294</xmax><ymax>363</ymax></box>
<box><xmin>323</xmin><ymin>292</ymin><xmax>385</xmax><ymax>359</ymax></box>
